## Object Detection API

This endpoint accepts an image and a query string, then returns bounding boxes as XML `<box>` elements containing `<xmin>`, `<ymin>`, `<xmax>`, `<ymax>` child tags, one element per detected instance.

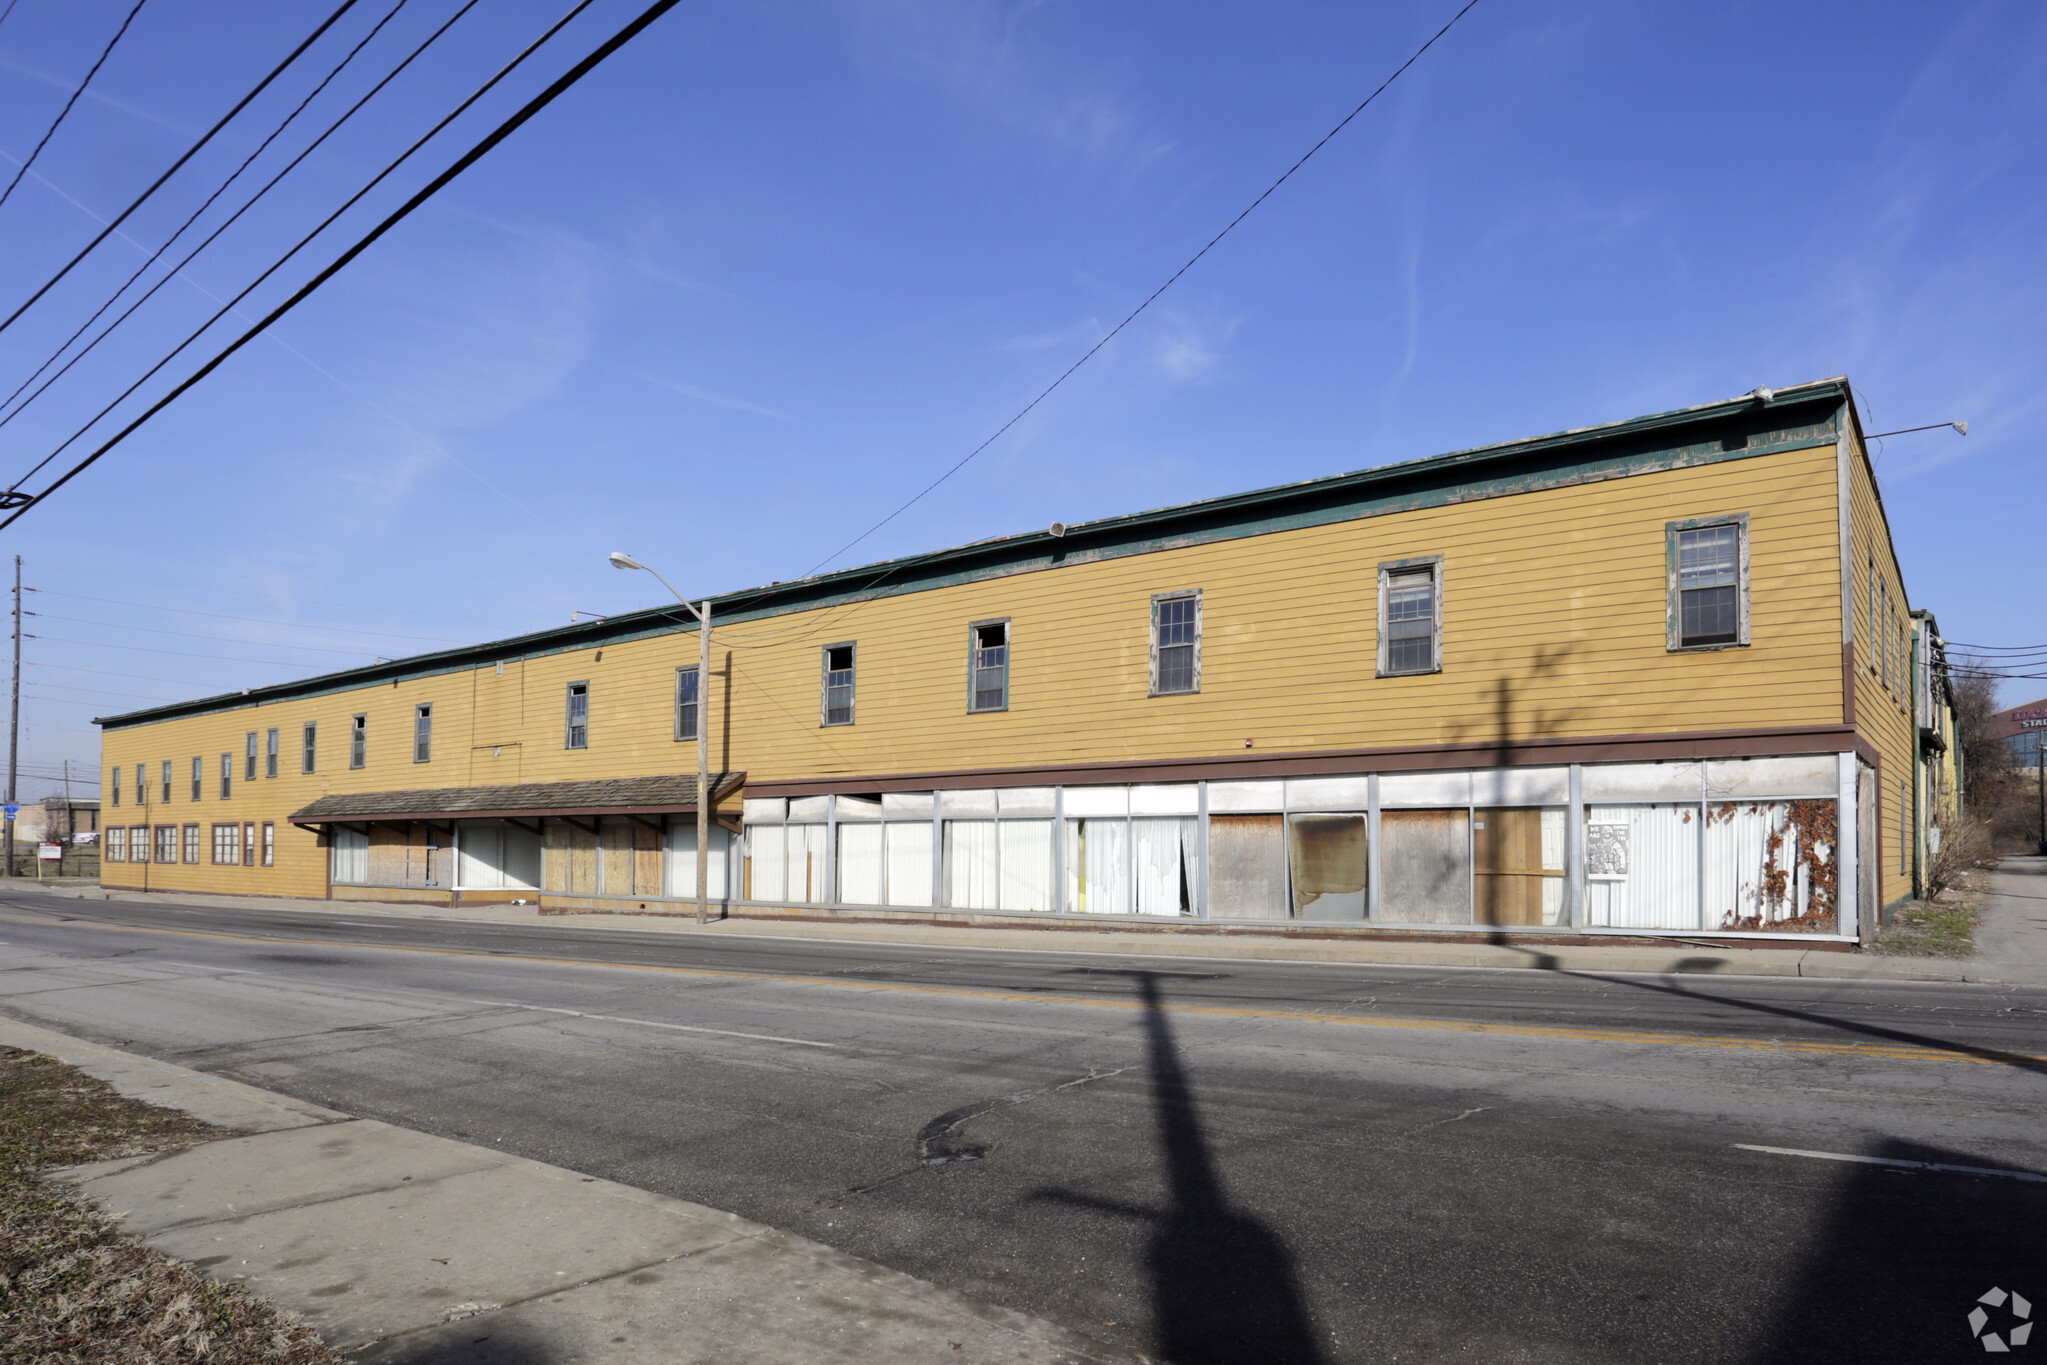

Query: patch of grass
<box><xmin>1870</xmin><ymin>881</ymin><xmax>1983</xmax><ymax>959</ymax></box>
<box><xmin>0</xmin><ymin>1046</ymin><xmax>341</xmax><ymax>1364</ymax></box>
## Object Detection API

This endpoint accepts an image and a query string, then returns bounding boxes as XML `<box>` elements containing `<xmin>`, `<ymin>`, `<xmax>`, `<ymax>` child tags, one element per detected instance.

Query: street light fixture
<box><xmin>609</xmin><ymin>552</ymin><xmax>715</xmax><ymax>924</ymax></box>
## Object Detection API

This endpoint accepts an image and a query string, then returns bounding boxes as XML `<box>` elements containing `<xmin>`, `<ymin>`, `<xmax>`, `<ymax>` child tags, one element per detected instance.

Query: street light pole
<box><xmin>609</xmin><ymin>553</ymin><xmax>715</xmax><ymax>923</ymax></box>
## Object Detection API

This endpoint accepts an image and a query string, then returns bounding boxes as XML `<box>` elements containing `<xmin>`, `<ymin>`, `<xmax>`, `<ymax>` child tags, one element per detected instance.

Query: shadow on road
<box><xmin>1739</xmin><ymin>1138</ymin><xmax>2047</xmax><ymax>1364</ymax></box>
<box><xmin>1032</xmin><ymin>971</ymin><xmax>1324</xmax><ymax>1365</ymax></box>
<box><xmin>370</xmin><ymin>1321</ymin><xmax>557</xmax><ymax>1364</ymax></box>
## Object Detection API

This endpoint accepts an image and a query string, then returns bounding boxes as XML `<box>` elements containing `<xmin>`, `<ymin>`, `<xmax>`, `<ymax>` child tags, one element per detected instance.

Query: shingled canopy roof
<box><xmin>288</xmin><ymin>772</ymin><xmax>743</xmax><ymax>826</ymax></box>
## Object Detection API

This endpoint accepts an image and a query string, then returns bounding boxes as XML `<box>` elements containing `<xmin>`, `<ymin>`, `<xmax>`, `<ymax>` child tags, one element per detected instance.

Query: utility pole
<box><xmin>695</xmin><ymin>599</ymin><xmax>712</xmax><ymax>925</ymax></box>
<box><xmin>2037</xmin><ymin>732</ymin><xmax>2045</xmax><ymax>856</ymax></box>
<box><xmin>6</xmin><ymin>555</ymin><xmax>17</xmax><ymax>879</ymax></box>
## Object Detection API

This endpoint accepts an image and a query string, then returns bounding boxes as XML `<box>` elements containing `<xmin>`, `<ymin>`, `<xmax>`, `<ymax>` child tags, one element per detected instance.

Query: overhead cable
<box><xmin>0</xmin><ymin>0</ymin><xmax>364</xmax><ymax>335</ymax></box>
<box><xmin>0</xmin><ymin>0</ymin><xmax>413</xmax><ymax>427</ymax></box>
<box><xmin>0</xmin><ymin>0</ymin><xmax>475</xmax><ymax>441</ymax></box>
<box><xmin>0</xmin><ymin>0</ymin><xmax>151</xmax><ymax>211</ymax></box>
<box><xmin>798</xmin><ymin>0</ymin><xmax>1485</xmax><ymax>578</ymax></box>
<box><xmin>0</xmin><ymin>0</ymin><xmax>688</xmax><ymax>527</ymax></box>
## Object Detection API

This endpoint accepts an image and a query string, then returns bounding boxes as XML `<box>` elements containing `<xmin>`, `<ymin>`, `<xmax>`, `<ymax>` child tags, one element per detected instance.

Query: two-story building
<box><xmin>96</xmin><ymin>377</ymin><xmax>1944</xmax><ymax>944</ymax></box>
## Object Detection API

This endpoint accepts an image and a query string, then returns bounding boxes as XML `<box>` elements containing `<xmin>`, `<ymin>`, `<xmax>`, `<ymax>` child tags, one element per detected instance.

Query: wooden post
<box><xmin>696</xmin><ymin>599</ymin><xmax>711</xmax><ymax>925</ymax></box>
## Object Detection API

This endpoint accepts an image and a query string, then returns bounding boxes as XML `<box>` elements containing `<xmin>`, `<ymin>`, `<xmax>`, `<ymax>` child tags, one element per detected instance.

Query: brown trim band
<box><xmin>1841</xmin><ymin>641</ymin><xmax>1857</xmax><ymax>728</ymax></box>
<box><xmin>746</xmin><ymin>724</ymin><xmax>1860</xmax><ymax>797</ymax></box>
<box><xmin>291</xmin><ymin>800</ymin><xmax>732</xmax><ymax>826</ymax></box>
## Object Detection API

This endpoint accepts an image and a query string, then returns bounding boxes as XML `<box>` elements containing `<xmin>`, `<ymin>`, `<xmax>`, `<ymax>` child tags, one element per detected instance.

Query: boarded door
<box><xmin>1380</xmin><ymin>808</ymin><xmax>1472</xmax><ymax>923</ymax></box>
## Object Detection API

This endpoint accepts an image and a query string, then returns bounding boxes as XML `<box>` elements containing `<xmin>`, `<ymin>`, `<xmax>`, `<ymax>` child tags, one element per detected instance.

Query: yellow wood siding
<box><xmin>100</xmin><ymin>441</ymin><xmax>1848</xmax><ymax>899</ymax></box>
<box><xmin>1848</xmin><ymin>448</ymin><xmax>1918</xmax><ymax>910</ymax></box>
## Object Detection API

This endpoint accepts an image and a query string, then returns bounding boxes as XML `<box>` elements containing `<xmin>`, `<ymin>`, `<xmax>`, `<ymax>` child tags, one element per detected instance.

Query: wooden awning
<box><xmin>288</xmin><ymin>771</ymin><xmax>743</xmax><ymax>826</ymax></box>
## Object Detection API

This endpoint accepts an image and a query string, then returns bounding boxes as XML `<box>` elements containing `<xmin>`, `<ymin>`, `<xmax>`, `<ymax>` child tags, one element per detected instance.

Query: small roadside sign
<box><xmin>2</xmin><ymin>803</ymin><xmax>17</xmax><ymax>819</ymax></box>
<box><xmin>37</xmin><ymin>843</ymin><xmax>61</xmax><ymax>861</ymax></box>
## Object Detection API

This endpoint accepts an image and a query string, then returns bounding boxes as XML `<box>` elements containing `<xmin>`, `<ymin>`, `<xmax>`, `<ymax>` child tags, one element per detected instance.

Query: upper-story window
<box><xmin>414</xmin><ymin>704</ymin><xmax>433</xmax><ymax>763</ymax></box>
<box><xmin>1667</xmin><ymin>516</ymin><xmax>1748</xmax><ymax>651</ymax></box>
<box><xmin>245</xmin><ymin>732</ymin><xmax>258</xmax><ymax>782</ymax></box>
<box><xmin>1379</xmin><ymin>560</ymin><xmax>1442</xmax><ymax>676</ymax></box>
<box><xmin>190</xmin><ymin>756</ymin><xmax>201</xmax><ymax>802</ymax></box>
<box><xmin>675</xmin><ymin>666</ymin><xmax>700</xmax><ymax>741</ymax></box>
<box><xmin>219</xmin><ymin>753</ymin><xmax>232</xmax><ymax>799</ymax></box>
<box><xmin>161</xmin><ymin>760</ymin><xmax>172</xmax><ymax>804</ymax></box>
<box><xmin>349</xmin><ymin>714</ymin><xmax>366</xmax><ymax>769</ymax></box>
<box><xmin>565</xmin><ymin>683</ymin><xmax>589</xmax><ymax>749</ymax></box>
<box><xmin>822</xmin><ymin>645</ymin><xmax>855</xmax><ymax>726</ymax></box>
<box><xmin>266</xmin><ymin>728</ymin><xmax>279</xmax><ymax>778</ymax></box>
<box><xmin>969</xmin><ymin>621</ymin><xmax>1008</xmax><ymax>712</ymax></box>
<box><xmin>110</xmin><ymin>766</ymin><xmax>120</xmax><ymax>807</ymax></box>
<box><xmin>1150</xmin><ymin>592</ymin><xmax>1201</xmax><ymax>695</ymax></box>
<box><xmin>303</xmin><ymin>721</ymin><xmax>317</xmax><ymax>774</ymax></box>
<box><xmin>135</xmin><ymin>766</ymin><xmax>145</xmax><ymax>806</ymax></box>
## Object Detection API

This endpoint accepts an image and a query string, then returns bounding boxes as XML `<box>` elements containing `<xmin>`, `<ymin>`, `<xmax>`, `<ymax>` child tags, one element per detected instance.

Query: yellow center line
<box><xmin>4</xmin><ymin>906</ymin><xmax>2037</xmax><ymax>1068</ymax></box>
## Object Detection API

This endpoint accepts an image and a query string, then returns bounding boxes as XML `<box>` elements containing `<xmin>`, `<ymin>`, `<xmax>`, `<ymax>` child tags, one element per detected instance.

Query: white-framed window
<box><xmin>161</xmin><ymin>760</ymin><xmax>172</xmax><ymax>804</ymax></box>
<box><xmin>414</xmin><ymin>704</ymin><xmax>433</xmax><ymax>763</ymax></box>
<box><xmin>106</xmin><ymin>826</ymin><xmax>125</xmax><ymax>860</ymax></box>
<box><xmin>822</xmin><ymin>644</ymin><xmax>855</xmax><ymax>726</ymax></box>
<box><xmin>245</xmin><ymin>732</ymin><xmax>258</xmax><ymax>782</ymax></box>
<box><xmin>155</xmin><ymin>825</ymin><xmax>178</xmax><ymax>863</ymax></box>
<box><xmin>969</xmin><ymin>620</ymin><xmax>1008</xmax><ymax>712</ymax></box>
<box><xmin>266</xmin><ymin>728</ymin><xmax>278</xmax><ymax>778</ymax></box>
<box><xmin>183</xmin><ymin>824</ymin><xmax>200</xmax><ymax>864</ymax></box>
<box><xmin>110</xmin><ymin>766</ymin><xmax>121</xmax><ymax>807</ymax></box>
<box><xmin>129</xmin><ymin>825</ymin><xmax>149</xmax><ymax>862</ymax></box>
<box><xmin>303</xmin><ymin>721</ymin><xmax>317</xmax><ymax>774</ymax></box>
<box><xmin>349</xmin><ymin>714</ymin><xmax>366</xmax><ymax>768</ymax></box>
<box><xmin>219</xmin><ymin>752</ymin><xmax>232</xmax><ymax>799</ymax></box>
<box><xmin>565</xmin><ymin>683</ymin><xmax>589</xmax><ymax>749</ymax></box>
<box><xmin>1669</xmin><ymin>517</ymin><xmax>1748</xmax><ymax>649</ymax></box>
<box><xmin>243</xmin><ymin>822</ymin><xmax>256</xmax><ymax>867</ymax></box>
<box><xmin>213</xmin><ymin>822</ymin><xmax>241</xmax><ymax>865</ymax></box>
<box><xmin>191</xmin><ymin>755</ymin><xmax>202</xmax><ymax>802</ymax></box>
<box><xmin>261</xmin><ymin>822</ymin><xmax>275</xmax><ymax>867</ymax></box>
<box><xmin>1149</xmin><ymin>591</ymin><xmax>1201</xmax><ymax>695</ymax></box>
<box><xmin>1378</xmin><ymin>558</ymin><xmax>1442</xmax><ymax>676</ymax></box>
<box><xmin>675</xmin><ymin>666</ymin><xmax>699</xmax><ymax>741</ymax></box>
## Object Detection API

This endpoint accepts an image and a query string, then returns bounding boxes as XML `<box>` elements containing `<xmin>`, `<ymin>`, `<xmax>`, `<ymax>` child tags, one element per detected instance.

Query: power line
<box><xmin>0</xmin><ymin>0</ymin><xmax>151</xmax><ymax>211</ymax></box>
<box><xmin>36</xmin><ymin>588</ymin><xmax>526</xmax><ymax>631</ymax></box>
<box><xmin>0</xmin><ymin>0</ymin><xmax>675</xmax><ymax>523</ymax></box>
<box><xmin>29</xmin><ymin>633</ymin><xmax>378</xmax><ymax>668</ymax></box>
<box><xmin>0</xmin><ymin>0</ymin><xmax>364</xmax><ymax>337</ymax></box>
<box><xmin>30</xmin><ymin>660</ymin><xmax>243</xmax><ymax>687</ymax></box>
<box><xmin>0</xmin><ymin>0</ymin><xmax>413</xmax><ymax>428</ymax></box>
<box><xmin>799</xmin><ymin>0</ymin><xmax>1485</xmax><ymax>578</ymax></box>
<box><xmin>0</xmin><ymin>0</ymin><xmax>480</xmax><ymax>449</ymax></box>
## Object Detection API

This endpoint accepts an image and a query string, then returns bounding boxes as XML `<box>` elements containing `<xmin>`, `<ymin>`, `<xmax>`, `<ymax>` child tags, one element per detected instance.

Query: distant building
<box><xmin>15</xmin><ymin>796</ymin><xmax>100</xmax><ymax>843</ymax></box>
<box><xmin>1990</xmin><ymin>696</ymin><xmax>2047</xmax><ymax>769</ymax></box>
<box><xmin>97</xmin><ymin>377</ymin><xmax>1947</xmax><ymax>941</ymax></box>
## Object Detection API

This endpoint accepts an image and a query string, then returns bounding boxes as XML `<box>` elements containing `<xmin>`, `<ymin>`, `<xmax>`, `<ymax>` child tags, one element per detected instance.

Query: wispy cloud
<box><xmin>627</xmin><ymin>371</ymin><xmax>791</xmax><ymax>419</ymax></box>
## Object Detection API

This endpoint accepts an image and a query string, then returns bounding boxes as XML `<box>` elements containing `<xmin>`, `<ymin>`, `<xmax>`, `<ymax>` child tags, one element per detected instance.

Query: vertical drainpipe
<box><xmin>1567</xmin><ymin>764</ymin><xmax>1584</xmax><ymax>929</ymax></box>
<box><xmin>1837</xmin><ymin>752</ymin><xmax>1860</xmax><ymax>941</ymax></box>
<box><xmin>1366</xmin><ymin>774</ymin><xmax>1382</xmax><ymax>922</ymax></box>
<box><xmin>1911</xmin><ymin>623</ymin><xmax>1924</xmax><ymax>899</ymax></box>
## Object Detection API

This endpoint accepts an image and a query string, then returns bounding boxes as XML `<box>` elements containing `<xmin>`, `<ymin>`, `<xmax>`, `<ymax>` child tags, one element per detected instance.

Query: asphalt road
<box><xmin>2</xmin><ymin>889</ymin><xmax>2043</xmax><ymax>1364</ymax></box>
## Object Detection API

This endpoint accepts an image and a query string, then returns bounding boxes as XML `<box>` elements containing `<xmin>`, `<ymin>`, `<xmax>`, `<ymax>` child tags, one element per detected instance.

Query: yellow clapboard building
<box><xmin>94</xmin><ymin>377</ymin><xmax>1957</xmax><ymax>944</ymax></box>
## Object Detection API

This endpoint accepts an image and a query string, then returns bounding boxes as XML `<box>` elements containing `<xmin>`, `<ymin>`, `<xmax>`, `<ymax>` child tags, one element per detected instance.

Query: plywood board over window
<box><xmin>1380</xmin><ymin>808</ymin><xmax>1472</xmax><ymax>924</ymax></box>
<box><xmin>1474</xmin><ymin>807</ymin><xmax>1566</xmax><ymax>926</ymax></box>
<box><xmin>1208</xmin><ymin>814</ymin><xmax>1287</xmax><ymax>921</ymax></box>
<box><xmin>1287</xmin><ymin>814</ymin><xmax>1367</xmax><ymax>921</ymax></box>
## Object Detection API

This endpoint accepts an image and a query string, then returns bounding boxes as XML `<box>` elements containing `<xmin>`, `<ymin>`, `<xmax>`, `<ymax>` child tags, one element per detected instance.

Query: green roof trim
<box><xmin>98</xmin><ymin>379</ymin><xmax>1848</xmax><ymax>731</ymax></box>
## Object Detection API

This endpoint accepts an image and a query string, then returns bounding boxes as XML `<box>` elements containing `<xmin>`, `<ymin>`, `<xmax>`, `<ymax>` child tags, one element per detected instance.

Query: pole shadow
<box><xmin>1031</xmin><ymin>971</ymin><xmax>1325</xmax><ymax>1365</ymax></box>
<box><xmin>1738</xmin><ymin>1138</ymin><xmax>2047</xmax><ymax>1363</ymax></box>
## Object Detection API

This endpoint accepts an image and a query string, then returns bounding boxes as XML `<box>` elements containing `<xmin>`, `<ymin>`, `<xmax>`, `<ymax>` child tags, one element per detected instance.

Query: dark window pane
<box><xmin>1157</xmin><ymin>642</ymin><xmax>1195</xmax><ymax>693</ymax></box>
<box><xmin>1681</xmin><ymin>584</ymin><xmax>1739</xmax><ymax>645</ymax></box>
<box><xmin>1385</xmin><ymin>570</ymin><xmax>1436</xmax><ymax>673</ymax></box>
<box><xmin>972</xmin><ymin>624</ymin><xmax>1007</xmax><ymax>710</ymax></box>
<box><xmin>824</xmin><ymin>647</ymin><xmax>855</xmax><ymax>725</ymax></box>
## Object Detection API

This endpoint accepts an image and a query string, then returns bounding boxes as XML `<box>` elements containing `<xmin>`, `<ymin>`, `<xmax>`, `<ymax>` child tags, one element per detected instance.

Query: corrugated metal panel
<box><xmin>1584</xmin><ymin>803</ymin><xmax>1700</xmax><ymax>929</ymax></box>
<box><xmin>1704</xmin><ymin>799</ymin><xmax>1838</xmax><ymax>931</ymax></box>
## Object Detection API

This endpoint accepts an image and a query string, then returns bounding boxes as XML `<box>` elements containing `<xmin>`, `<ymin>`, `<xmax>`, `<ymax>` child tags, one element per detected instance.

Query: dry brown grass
<box><xmin>0</xmin><ymin>1047</ymin><xmax>341</xmax><ymax>1365</ymax></box>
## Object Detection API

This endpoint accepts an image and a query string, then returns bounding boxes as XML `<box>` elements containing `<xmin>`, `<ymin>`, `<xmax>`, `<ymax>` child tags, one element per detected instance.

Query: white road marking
<box><xmin>1735</xmin><ymin>1144</ymin><xmax>2047</xmax><ymax>1184</ymax></box>
<box><xmin>462</xmin><ymin>998</ymin><xmax>840</xmax><ymax>1049</ymax></box>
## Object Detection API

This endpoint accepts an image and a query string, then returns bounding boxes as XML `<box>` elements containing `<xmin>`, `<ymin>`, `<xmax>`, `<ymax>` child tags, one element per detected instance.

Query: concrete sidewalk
<box><xmin>37</xmin><ymin>880</ymin><xmax>2047</xmax><ymax>984</ymax></box>
<box><xmin>3</xmin><ymin>1016</ymin><xmax>1119</xmax><ymax>1364</ymax></box>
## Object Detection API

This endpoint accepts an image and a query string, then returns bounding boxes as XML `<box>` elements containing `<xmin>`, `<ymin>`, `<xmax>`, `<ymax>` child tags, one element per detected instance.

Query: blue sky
<box><xmin>0</xmin><ymin>0</ymin><xmax>2041</xmax><ymax>798</ymax></box>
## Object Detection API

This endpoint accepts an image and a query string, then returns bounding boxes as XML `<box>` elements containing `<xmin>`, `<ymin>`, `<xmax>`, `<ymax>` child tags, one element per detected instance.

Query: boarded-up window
<box><xmin>456</xmin><ymin>821</ymin><xmax>540</xmax><ymax>890</ymax></box>
<box><xmin>1584</xmin><ymin>804</ymin><xmax>1700</xmax><ymax>929</ymax></box>
<box><xmin>1706</xmin><ymin>800</ymin><xmax>1836</xmax><ymax>933</ymax></box>
<box><xmin>1379</xmin><ymin>808</ymin><xmax>1472</xmax><ymax>923</ymax></box>
<box><xmin>1288</xmin><ymin>814</ymin><xmax>1367</xmax><ymax>920</ymax></box>
<box><xmin>665</xmin><ymin>822</ymin><xmax>732</xmax><ymax>900</ymax></box>
<box><xmin>837</xmin><ymin>823</ymin><xmax>882</xmax><ymax>904</ymax></box>
<box><xmin>1209</xmin><ymin>814</ymin><xmax>1287</xmax><ymax>921</ymax></box>
<box><xmin>544</xmin><ymin>821</ymin><xmax>599</xmax><ymax>894</ymax></box>
<box><xmin>1474</xmin><ymin>807</ymin><xmax>1567</xmax><ymax>926</ymax></box>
